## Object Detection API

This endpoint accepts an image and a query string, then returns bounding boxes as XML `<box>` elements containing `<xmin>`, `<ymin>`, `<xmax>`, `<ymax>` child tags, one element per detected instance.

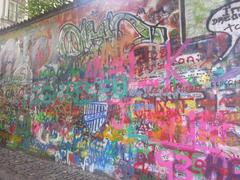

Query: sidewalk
<box><xmin>0</xmin><ymin>147</ymin><xmax>114</xmax><ymax>180</ymax></box>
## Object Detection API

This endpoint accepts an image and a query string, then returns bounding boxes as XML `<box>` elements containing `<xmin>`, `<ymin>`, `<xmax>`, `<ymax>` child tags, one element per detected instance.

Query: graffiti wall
<box><xmin>1</xmin><ymin>0</ymin><xmax>240</xmax><ymax>179</ymax></box>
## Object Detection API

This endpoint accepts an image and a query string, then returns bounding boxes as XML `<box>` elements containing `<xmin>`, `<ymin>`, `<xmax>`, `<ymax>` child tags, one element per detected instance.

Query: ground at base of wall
<box><xmin>0</xmin><ymin>147</ymin><xmax>114</xmax><ymax>180</ymax></box>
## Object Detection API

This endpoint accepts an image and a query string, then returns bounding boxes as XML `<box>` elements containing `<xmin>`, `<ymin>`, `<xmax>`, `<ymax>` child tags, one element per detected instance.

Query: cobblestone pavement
<box><xmin>0</xmin><ymin>147</ymin><xmax>114</xmax><ymax>180</ymax></box>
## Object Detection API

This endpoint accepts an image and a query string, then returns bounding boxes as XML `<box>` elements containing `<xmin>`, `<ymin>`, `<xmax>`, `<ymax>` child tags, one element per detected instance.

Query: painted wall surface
<box><xmin>1</xmin><ymin>0</ymin><xmax>240</xmax><ymax>179</ymax></box>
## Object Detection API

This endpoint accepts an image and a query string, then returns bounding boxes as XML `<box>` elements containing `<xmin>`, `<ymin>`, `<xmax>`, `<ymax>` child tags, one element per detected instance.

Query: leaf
<box><xmin>24</xmin><ymin>0</ymin><xmax>72</xmax><ymax>18</ymax></box>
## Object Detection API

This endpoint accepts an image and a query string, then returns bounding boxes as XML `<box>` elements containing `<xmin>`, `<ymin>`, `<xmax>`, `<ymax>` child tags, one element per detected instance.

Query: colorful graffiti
<box><xmin>1</xmin><ymin>0</ymin><xmax>240</xmax><ymax>179</ymax></box>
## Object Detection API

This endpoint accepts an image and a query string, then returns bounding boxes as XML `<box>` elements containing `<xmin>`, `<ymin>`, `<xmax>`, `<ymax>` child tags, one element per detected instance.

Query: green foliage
<box><xmin>25</xmin><ymin>0</ymin><xmax>72</xmax><ymax>18</ymax></box>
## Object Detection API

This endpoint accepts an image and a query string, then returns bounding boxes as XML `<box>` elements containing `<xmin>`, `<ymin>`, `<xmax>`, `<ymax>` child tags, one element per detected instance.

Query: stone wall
<box><xmin>1</xmin><ymin>0</ymin><xmax>240</xmax><ymax>179</ymax></box>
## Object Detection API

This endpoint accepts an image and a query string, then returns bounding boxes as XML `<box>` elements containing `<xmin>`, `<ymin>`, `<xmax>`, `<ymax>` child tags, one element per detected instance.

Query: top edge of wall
<box><xmin>0</xmin><ymin>0</ymin><xmax>93</xmax><ymax>36</ymax></box>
